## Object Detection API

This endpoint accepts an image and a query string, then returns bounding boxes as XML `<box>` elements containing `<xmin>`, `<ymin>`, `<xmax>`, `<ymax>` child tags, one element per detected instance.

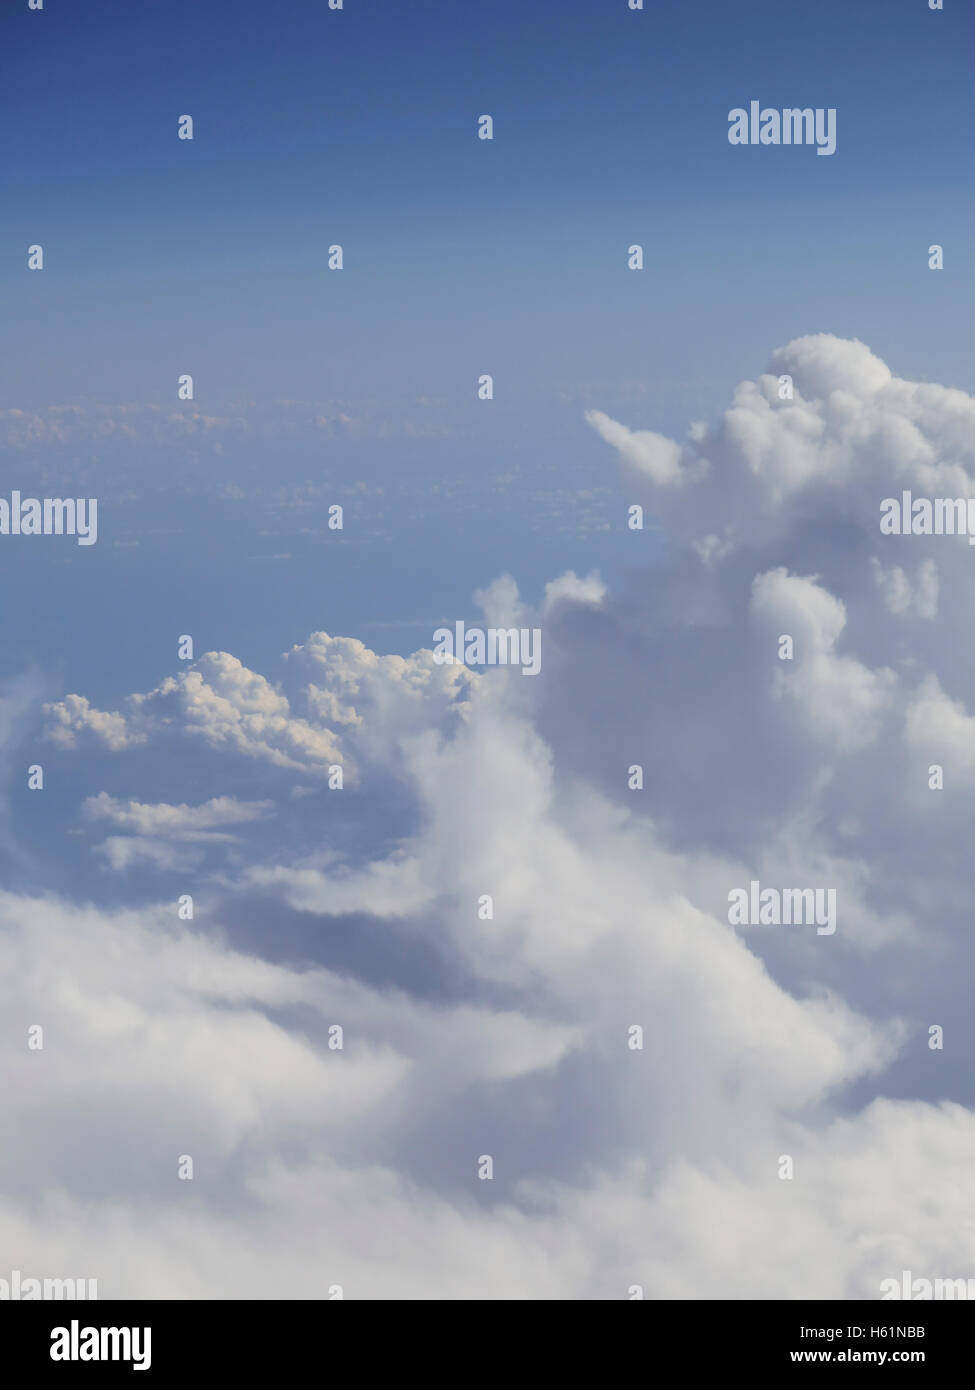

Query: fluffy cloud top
<box><xmin>9</xmin><ymin>337</ymin><xmax>975</xmax><ymax>1298</ymax></box>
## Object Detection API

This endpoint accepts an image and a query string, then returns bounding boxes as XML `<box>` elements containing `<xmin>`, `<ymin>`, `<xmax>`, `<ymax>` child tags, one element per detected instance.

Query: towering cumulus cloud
<box><xmin>6</xmin><ymin>336</ymin><xmax>975</xmax><ymax>1298</ymax></box>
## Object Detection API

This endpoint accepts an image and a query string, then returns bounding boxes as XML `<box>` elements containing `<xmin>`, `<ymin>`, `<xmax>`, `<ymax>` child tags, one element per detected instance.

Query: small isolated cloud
<box><xmin>81</xmin><ymin>794</ymin><xmax>275</xmax><ymax>873</ymax></box>
<box><xmin>543</xmin><ymin>569</ymin><xmax>607</xmax><ymax>613</ymax></box>
<box><xmin>82</xmin><ymin>793</ymin><xmax>274</xmax><ymax>836</ymax></box>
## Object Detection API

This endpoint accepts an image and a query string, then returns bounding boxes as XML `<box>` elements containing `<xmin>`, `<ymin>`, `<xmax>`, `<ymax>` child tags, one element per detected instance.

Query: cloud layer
<box><xmin>6</xmin><ymin>336</ymin><xmax>975</xmax><ymax>1298</ymax></box>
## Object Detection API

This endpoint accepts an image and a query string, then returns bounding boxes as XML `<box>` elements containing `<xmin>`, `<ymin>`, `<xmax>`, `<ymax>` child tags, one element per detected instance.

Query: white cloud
<box><xmin>80</xmin><ymin>794</ymin><xmax>275</xmax><ymax>871</ymax></box>
<box><xmin>750</xmin><ymin>567</ymin><xmax>896</xmax><ymax>750</ymax></box>
<box><xmin>82</xmin><ymin>793</ymin><xmax>274</xmax><ymax>836</ymax></box>
<box><xmin>44</xmin><ymin>694</ymin><xmax>145</xmax><ymax>751</ymax></box>
<box><xmin>543</xmin><ymin>569</ymin><xmax>607</xmax><ymax>612</ymax></box>
<box><xmin>871</xmin><ymin>556</ymin><xmax>939</xmax><ymax>619</ymax></box>
<box><xmin>585</xmin><ymin>410</ymin><xmax>689</xmax><ymax>486</ymax></box>
<box><xmin>14</xmin><ymin>336</ymin><xmax>975</xmax><ymax>1298</ymax></box>
<box><xmin>46</xmin><ymin>639</ymin><xmax>477</xmax><ymax>780</ymax></box>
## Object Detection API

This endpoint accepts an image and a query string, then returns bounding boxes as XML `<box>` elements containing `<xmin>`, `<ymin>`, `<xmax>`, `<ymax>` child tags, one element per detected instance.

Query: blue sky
<box><xmin>5</xmin><ymin>0</ymin><xmax>973</xmax><ymax>412</ymax></box>
<box><xmin>3</xmin><ymin>0</ymin><xmax>972</xmax><ymax>688</ymax></box>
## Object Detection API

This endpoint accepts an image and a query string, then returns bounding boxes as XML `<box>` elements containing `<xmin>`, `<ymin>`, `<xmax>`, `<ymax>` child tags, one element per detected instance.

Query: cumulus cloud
<box><xmin>749</xmin><ymin>567</ymin><xmax>897</xmax><ymax>750</ymax></box>
<box><xmin>587</xmin><ymin>333</ymin><xmax>975</xmax><ymax>550</ymax></box>
<box><xmin>45</xmin><ymin>641</ymin><xmax>476</xmax><ymax>781</ymax></box>
<box><xmin>44</xmin><ymin>693</ymin><xmax>145</xmax><ymax>751</ymax></box>
<box><xmin>10</xmin><ymin>335</ymin><xmax>975</xmax><ymax>1298</ymax></box>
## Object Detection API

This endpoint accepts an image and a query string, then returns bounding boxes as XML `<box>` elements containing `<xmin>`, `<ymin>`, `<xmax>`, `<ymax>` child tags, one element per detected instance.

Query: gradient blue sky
<box><xmin>5</xmin><ymin>0</ymin><xmax>973</xmax><ymax>415</ymax></box>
